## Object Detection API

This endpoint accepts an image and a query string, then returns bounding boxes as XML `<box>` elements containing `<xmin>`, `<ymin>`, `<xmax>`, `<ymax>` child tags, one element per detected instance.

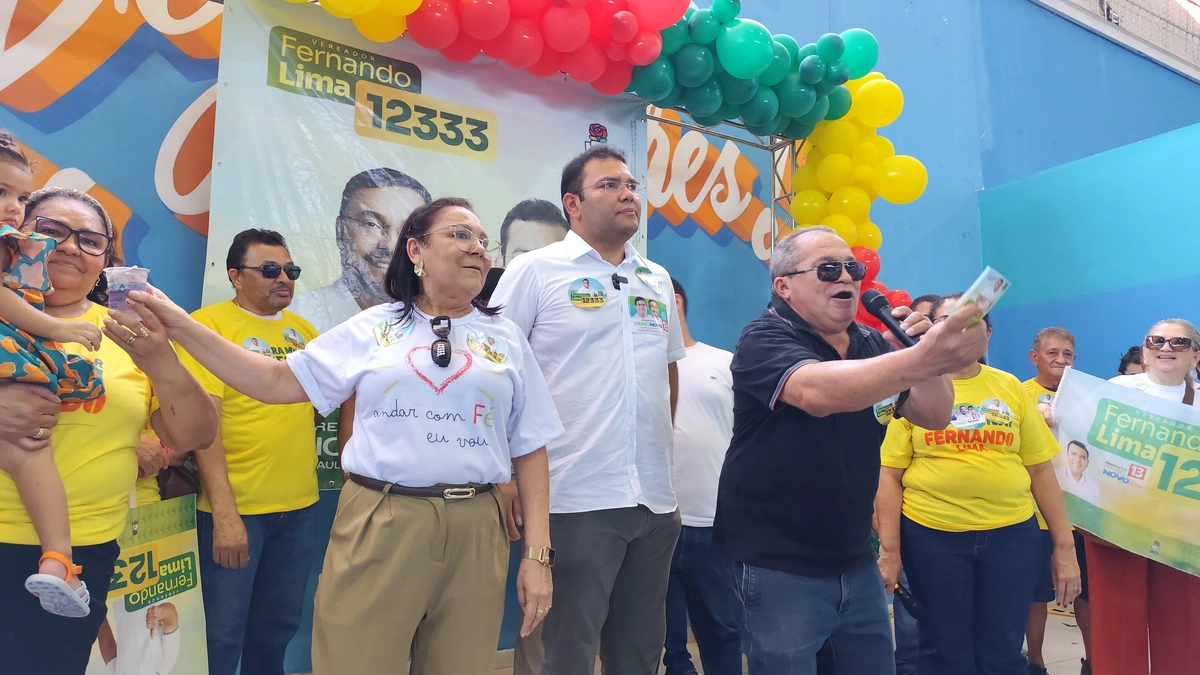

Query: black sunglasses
<box><xmin>237</xmin><ymin>263</ymin><xmax>302</xmax><ymax>280</ymax></box>
<box><xmin>782</xmin><ymin>260</ymin><xmax>867</xmax><ymax>282</ymax></box>
<box><xmin>431</xmin><ymin>316</ymin><xmax>452</xmax><ymax>367</ymax></box>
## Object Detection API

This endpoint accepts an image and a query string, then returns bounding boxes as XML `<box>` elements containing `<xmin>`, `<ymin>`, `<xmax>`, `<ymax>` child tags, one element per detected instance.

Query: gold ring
<box><xmin>138</xmin><ymin>326</ymin><xmax>150</xmax><ymax>338</ymax></box>
<box><xmin>33</xmin><ymin>428</ymin><xmax>46</xmax><ymax>440</ymax></box>
<box><xmin>127</xmin><ymin>335</ymin><xmax>137</xmax><ymax>346</ymax></box>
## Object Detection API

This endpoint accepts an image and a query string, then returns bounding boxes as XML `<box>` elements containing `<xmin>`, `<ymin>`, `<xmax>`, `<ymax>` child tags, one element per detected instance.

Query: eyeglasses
<box><xmin>575</xmin><ymin>178</ymin><xmax>644</xmax><ymax>195</ymax></box>
<box><xmin>1145</xmin><ymin>335</ymin><xmax>1196</xmax><ymax>352</ymax></box>
<box><xmin>781</xmin><ymin>260</ymin><xmax>867</xmax><ymax>282</ymax></box>
<box><xmin>419</xmin><ymin>225</ymin><xmax>499</xmax><ymax>255</ymax></box>
<box><xmin>430</xmin><ymin>316</ymin><xmax>452</xmax><ymax>368</ymax></box>
<box><xmin>237</xmin><ymin>263</ymin><xmax>302</xmax><ymax>280</ymax></box>
<box><xmin>31</xmin><ymin>216</ymin><xmax>112</xmax><ymax>257</ymax></box>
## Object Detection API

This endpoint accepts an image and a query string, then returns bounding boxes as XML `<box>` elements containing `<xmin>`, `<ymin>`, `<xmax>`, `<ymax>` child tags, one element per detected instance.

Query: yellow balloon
<box><xmin>845</xmin><ymin>72</ymin><xmax>885</xmax><ymax>96</ymax></box>
<box><xmin>868</xmin><ymin>135</ymin><xmax>895</xmax><ymax>161</ymax></box>
<box><xmin>852</xmin><ymin>164</ymin><xmax>876</xmax><ymax>190</ymax></box>
<box><xmin>851</xmin><ymin>142</ymin><xmax>881</xmax><ymax>167</ymax></box>
<box><xmin>353</xmin><ymin>8</ymin><xmax>407</xmax><ymax>42</ymax></box>
<box><xmin>855</xmin><ymin>222</ymin><xmax>883</xmax><ymax>249</ymax></box>
<box><xmin>817</xmin><ymin>154</ymin><xmax>854</xmax><ymax>194</ymax></box>
<box><xmin>815</xmin><ymin>120</ymin><xmax>860</xmax><ymax>156</ymax></box>
<box><xmin>828</xmin><ymin>186</ymin><xmax>871</xmax><ymax>223</ymax></box>
<box><xmin>873</xmin><ymin>155</ymin><xmax>928</xmax><ymax>205</ymax></box>
<box><xmin>380</xmin><ymin>0</ymin><xmax>423</xmax><ymax>16</ymax></box>
<box><xmin>321</xmin><ymin>0</ymin><xmax>382</xmax><ymax>18</ymax></box>
<box><xmin>285</xmin><ymin>0</ymin><xmax>308</xmax><ymax>4</ymax></box>
<box><xmin>821</xmin><ymin>214</ymin><xmax>858</xmax><ymax>245</ymax></box>
<box><xmin>790</xmin><ymin>189</ymin><xmax>829</xmax><ymax>225</ymax></box>
<box><xmin>855</xmin><ymin>79</ymin><xmax>904</xmax><ymax>128</ymax></box>
<box><xmin>852</xmin><ymin>120</ymin><xmax>876</xmax><ymax>139</ymax></box>
<box><xmin>792</xmin><ymin>162</ymin><xmax>822</xmax><ymax>194</ymax></box>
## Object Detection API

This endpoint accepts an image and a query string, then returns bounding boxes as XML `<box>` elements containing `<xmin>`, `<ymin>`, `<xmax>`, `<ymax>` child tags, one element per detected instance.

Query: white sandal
<box><xmin>24</xmin><ymin>551</ymin><xmax>91</xmax><ymax>618</ymax></box>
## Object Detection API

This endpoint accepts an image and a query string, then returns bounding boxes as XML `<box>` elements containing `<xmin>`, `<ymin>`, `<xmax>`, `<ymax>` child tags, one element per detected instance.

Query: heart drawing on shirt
<box><xmin>406</xmin><ymin>346</ymin><xmax>473</xmax><ymax>395</ymax></box>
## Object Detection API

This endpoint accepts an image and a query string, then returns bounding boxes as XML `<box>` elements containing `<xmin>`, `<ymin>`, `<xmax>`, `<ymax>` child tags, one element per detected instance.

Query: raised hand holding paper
<box><xmin>954</xmin><ymin>265</ymin><xmax>1010</xmax><ymax>326</ymax></box>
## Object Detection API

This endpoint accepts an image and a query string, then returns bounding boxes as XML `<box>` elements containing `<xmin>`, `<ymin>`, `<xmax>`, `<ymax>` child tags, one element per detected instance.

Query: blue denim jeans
<box><xmin>901</xmin><ymin>515</ymin><xmax>1043</xmax><ymax>675</ymax></box>
<box><xmin>737</xmin><ymin>562</ymin><xmax>895</xmax><ymax>675</ymax></box>
<box><xmin>663</xmin><ymin>526</ymin><xmax>743</xmax><ymax>675</ymax></box>
<box><xmin>198</xmin><ymin>504</ymin><xmax>319</xmax><ymax>675</ymax></box>
<box><xmin>893</xmin><ymin>569</ymin><xmax>919</xmax><ymax>675</ymax></box>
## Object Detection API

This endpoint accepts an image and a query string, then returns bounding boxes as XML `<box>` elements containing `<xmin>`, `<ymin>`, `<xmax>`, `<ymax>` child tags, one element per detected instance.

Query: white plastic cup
<box><xmin>104</xmin><ymin>266</ymin><xmax>149</xmax><ymax>313</ymax></box>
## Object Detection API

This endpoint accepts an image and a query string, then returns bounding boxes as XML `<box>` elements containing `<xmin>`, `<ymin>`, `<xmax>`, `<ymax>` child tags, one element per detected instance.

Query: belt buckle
<box><xmin>443</xmin><ymin>487</ymin><xmax>475</xmax><ymax>500</ymax></box>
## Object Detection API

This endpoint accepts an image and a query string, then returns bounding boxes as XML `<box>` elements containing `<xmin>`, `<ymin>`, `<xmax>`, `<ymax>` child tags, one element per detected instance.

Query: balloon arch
<box><xmin>292</xmin><ymin>0</ymin><xmax>926</xmax><ymax>330</ymax></box>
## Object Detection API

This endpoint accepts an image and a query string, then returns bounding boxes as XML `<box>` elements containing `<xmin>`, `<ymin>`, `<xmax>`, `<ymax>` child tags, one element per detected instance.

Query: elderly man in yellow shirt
<box><xmin>176</xmin><ymin>229</ymin><xmax>320</xmax><ymax>675</ymax></box>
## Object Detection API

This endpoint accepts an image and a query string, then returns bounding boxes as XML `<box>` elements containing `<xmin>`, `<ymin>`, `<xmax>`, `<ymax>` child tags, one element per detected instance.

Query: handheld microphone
<box><xmin>861</xmin><ymin>289</ymin><xmax>917</xmax><ymax>348</ymax></box>
<box><xmin>612</xmin><ymin>273</ymin><xmax>628</xmax><ymax>289</ymax></box>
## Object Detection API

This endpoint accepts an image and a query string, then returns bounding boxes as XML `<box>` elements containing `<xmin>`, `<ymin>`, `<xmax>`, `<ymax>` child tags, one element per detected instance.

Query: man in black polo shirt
<box><xmin>713</xmin><ymin>226</ymin><xmax>989</xmax><ymax>675</ymax></box>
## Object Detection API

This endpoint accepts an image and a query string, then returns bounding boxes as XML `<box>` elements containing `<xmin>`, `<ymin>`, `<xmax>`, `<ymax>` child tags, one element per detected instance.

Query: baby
<box><xmin>0</xmin><ymin>130</ymin><xmax>105</xmax><ymax>617</ymax></box>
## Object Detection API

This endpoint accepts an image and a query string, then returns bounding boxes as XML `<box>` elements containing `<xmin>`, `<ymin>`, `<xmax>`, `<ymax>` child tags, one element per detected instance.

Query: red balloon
<box><xmin>585</xmin><ymin>0</ymin><xmax>626</xmax><ymax>43</ymax></box>
<box><xmin>610</xmin><ymin>10</ymin><xmax>639</xmax><ymax>43</ymax></box>
<box><xmin>626</xmin><ymin>0</ymin><xmax>689</xmax><ymax>32</ymax></box>
<box><xmin>497</xmin><ymin>16</ymin><xmax>544</xmax><ymax>69</ymax></box>
<box><xmin>541</xmin><ymin>5</ymin><xmax>590</xmax><ymax>53</ymax></box>
<box><xmin>592</xmin><ymin>58</ymin><xmax>634</xmax><ymax>95</ymax></box>
<box><xmin>441</xmin><ymin>33</ymin><xmax>483</xmax><ymax>62</ymax></box>
<box><xmin>564</xmin><ymin>41</ymin><xmax>606</xmax><ymax>83</ymax></box>
<box><xmin>481</xmin><ymin>36</ymin><xmax>506</xmax><ymax>59</ymax></box>
<box><xmin>851</xmin><ymin>246</ymin><xmax>881</xmax><ymax>283</ymax></box>
<box><xmin>887</xmin><ymin>289</ymin><xmax>913</xmax><ymax>309</ymax></box>
<box><xmin>407</xmin><ymin>0</ymin><xmax>461</xmax><ymax>51</ymax></box>
<box><xmin>604</xmin><ymin>40</ymin><xmax>628</xmax><ymax>62</ymax></box>
<box><xmin>460</xmin><ymin>0</ymin><xmax>511</xmax><ymax>41</ymax></box>
<box><xmin>563</xmin><ymin>0</ymin><xmax>587</xmax><ymax>6</ymax></box>
<box><xmin>527</xmin><ymin>47</ymin><xmax>563</xmax><ymax>77</ymax></box>
<box><xmin>509</xmin><ymin>0</ymin><xmax>548</xmax><ymax>17</ymax></box>
<box><xmin>627</xmin><ymin>31</ymin><xmax>662</xmax><ymax>66</ymax></box>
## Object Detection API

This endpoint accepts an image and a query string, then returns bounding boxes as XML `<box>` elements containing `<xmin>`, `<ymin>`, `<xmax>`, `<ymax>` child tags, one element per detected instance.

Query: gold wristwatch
<box><xmin>523</xmin><ymin>546</ymin><xmax>556</xmax><ymax>568</ymax></box>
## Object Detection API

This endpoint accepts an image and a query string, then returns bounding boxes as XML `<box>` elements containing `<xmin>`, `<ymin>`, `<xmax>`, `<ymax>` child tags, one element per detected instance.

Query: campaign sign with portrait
<box><xmin>208</xmin><ymin>0</ymin><xmax>647</xmax><ymax>487</ymax></box>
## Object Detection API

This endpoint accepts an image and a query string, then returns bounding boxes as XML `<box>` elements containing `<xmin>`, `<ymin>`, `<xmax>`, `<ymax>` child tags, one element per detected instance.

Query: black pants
<box><xmin>0</xmin><ymin>540</ymin><xmax>120</xmax><ymax>674</ymax></box>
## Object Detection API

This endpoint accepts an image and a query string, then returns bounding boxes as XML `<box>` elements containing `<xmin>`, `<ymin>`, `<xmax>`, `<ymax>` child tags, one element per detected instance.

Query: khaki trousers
<box><xmin>311</xmin><ymin>480</ymin><xmax>510</xmax><ymax>674</ymax></box>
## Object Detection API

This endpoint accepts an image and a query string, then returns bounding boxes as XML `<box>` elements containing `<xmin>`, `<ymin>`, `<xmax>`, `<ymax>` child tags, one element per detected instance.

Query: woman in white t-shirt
<box><xmin>124</xmin><ymin>198</ymin><xmax>561</xmax><ymax>674</ymax></box>
<box><xmin>1087</xmin><ymin>318</ymin><xmax>1200</xmax><ymax>675</ymax></box>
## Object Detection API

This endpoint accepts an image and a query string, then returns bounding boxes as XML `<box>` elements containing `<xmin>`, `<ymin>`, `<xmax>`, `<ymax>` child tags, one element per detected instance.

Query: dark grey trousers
<box><xmin>513</xmin><ymin>505</ymin><xmax>683</xmax><ymax>675</ymax></box>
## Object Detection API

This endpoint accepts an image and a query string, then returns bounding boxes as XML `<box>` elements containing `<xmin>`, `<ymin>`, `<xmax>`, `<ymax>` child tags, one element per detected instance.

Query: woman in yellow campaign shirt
<box><xmin>875</xmin><ymin>293</ymin><xmax>1080</xmax><ymax>675</ymax></box>
<box><xmin>0</xmin><ymin>189</ymin><xmax>216</xmax><ymax>675</ymax></box>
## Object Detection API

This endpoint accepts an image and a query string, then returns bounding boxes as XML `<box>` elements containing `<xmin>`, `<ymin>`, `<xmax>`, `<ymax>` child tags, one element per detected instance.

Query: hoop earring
<box><xmin>414</xmin><ymin>260</ymin><xmax>426</xmax><ymax>277</ymax></box>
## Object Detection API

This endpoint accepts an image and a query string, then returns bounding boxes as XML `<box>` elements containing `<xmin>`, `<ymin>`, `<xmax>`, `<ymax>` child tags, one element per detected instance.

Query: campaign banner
<box><xmin>1053</xmin><ymin>368</ymin><xmax>1200</xmax><ymax>575</ymax></box>
<box><xmin>210</xmin><ymin>0</ymin><xmax>647</xmax><ymax>487</ymax></box>
<box><xmin>86</xmin><ymin>495</ymin><xmax>208</xmax><ymax>675</ymax></box>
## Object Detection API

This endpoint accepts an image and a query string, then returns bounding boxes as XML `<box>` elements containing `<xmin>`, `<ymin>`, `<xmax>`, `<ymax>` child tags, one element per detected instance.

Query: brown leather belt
<box><xmin>348</xmin><ymin>473</ymin><xmax>494</xmax><ymax>500</ymax></box>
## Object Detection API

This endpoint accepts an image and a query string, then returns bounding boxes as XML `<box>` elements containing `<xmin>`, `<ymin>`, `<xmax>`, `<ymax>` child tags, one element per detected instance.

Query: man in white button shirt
<box><xmin>662</xmin><ymin>279</ymin><xmax>742</xmax><ymax>675</ymax></box>
<box><xmin>494</xmin><ymin>146</ymin><xmax>685</xmax><ymax>675</ymax></box>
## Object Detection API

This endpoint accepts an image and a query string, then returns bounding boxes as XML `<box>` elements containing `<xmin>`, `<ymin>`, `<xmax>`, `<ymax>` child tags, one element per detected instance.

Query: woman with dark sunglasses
<box><xmin>875</xmin><ymin>293</ymin><xmax>1080</xmax><ymax>675</ymax></box>
<box><xmin>120</xmin><ymin>197</ymin><xmax>560</xmax><ymax>674</ymax></box>
<box><xmin>1084</xmin><ymin>319</ymin><xmax>1200</xmax><ymax>675</ymax></box>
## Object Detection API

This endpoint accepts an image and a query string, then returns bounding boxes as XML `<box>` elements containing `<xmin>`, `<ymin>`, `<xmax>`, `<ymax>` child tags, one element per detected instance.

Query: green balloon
<box><xmin>711</xmin><ymin>53</ymin><xmax>726</xmax><ymax>77</ymax></box>
<box><xmin>798</xmin><ymin>43</ymin><xmax>817</xmax><ymax>61</ymax></box>
<box><xmin>796</xmin><ymin>95</ymin><xmax>830</xmax><ymax>124</ymax></box>
<box><xmin>783</xmin><ymin>119</ymin><xmax>815</xmax><ymax>141</ymax></box>
<box><xmin>816</xmin><ymin>33</ymin><xmax>845</xmax><ymax>63</ymax></box>
<box><xmin>745</xmin><ymin>112</ymin><xmax>786</xmax><ymax>137</ymax></box>
<box><xmin>774</xmin><ymin>34</ymin><xmax>800</xmax><ymax>66</ymax></box>
<box><xmin>719</xmin><ymin>72</ymin><xmax>758</xmax><ymax>105</ymax></box>
<box><xmin>757</xmin><ymin>41</ymin><xmax>792</xmax><ymax>88</ymax></box>
<box><xmin>692</xmin><ymin>110</ymin><xmax>727</xmax><ymax>127</ymax></box>
<box><xmin>825</xmin><ymin>85</ymin><xmax>852</xmax><ymax>120</ymax></box>
<box><xmin>826</xmin><ymin>61</ymin><xmax>850</xmax><ymax>86</ymax></box>
<box><xmin>740</xmin><ymin>85</ymin><xmax>779</xmax><ymax>127</ymax></box>
<box><xmin>682</xmin><ymin>79</ymin><xmax>724</xmax><ymax>118</ymax></box>
<box><xmin>715</xmin><ymin>18</ymin><xmax>775</xmax><ymax>80</ymax></box>
<box><xmin>631</xmin><ymin>58</ymin><xmax>676</xmax><ymax>102</ymax></box>
<box><xmin>672</xmin><ymin>44</ymin><xmax>715</xmax><ymax>88</ymax></box>
<box><xmin>655</xmin><ymin>83</ymin><xmax>686</xmax><ymax>109</ymax></box>
<box><xmin>688</xmin><ymin>9</ymin><xmax>721</xmax><ymax>45</ymax></box>
<box><xmin>799</xmin><ymin>55</ymin><xmax>826</xmax><ymax>85</ymax></box>
<box><xmin>840</xmin><ymin>28</ymin><xmax>879</xmax><ymax>79</ymax></box>
<box><xmin>774</xmin><ymin>73</ymin><xmax>816</xmax><ymax>118</ymax></box>
<box><xmin>814</xmin><ymin>78</ymin><xmax>839</xmax><ymax>97</ymax></box>
<box><xmin>711</xmin><ymin>0</ymin><xmax>741</xmax><ymax>23</ymax></box>
<box><xmin>661</xmin><ymin>19</ymin><xmax>690</xmax><ymax>57</ymax></box>
<box><xmin>684</xmin><ymin>5</ymin><xmax>696</xmax><ymax>19</ymax></box>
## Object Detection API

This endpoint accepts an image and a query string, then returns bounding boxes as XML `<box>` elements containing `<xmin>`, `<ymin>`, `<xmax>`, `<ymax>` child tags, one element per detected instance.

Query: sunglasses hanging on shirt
<box><xmin>431</xmin><ymin>316</ymin><xmax>452</xmax><ymax>367</ymax></box>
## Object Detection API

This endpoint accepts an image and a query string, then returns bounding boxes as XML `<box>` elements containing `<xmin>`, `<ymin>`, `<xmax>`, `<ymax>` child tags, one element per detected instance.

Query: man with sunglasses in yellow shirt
<box><xmin>176</xmin><ymin>229</ymin><xmax>320</xmax><ymax>675</ymax></box>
